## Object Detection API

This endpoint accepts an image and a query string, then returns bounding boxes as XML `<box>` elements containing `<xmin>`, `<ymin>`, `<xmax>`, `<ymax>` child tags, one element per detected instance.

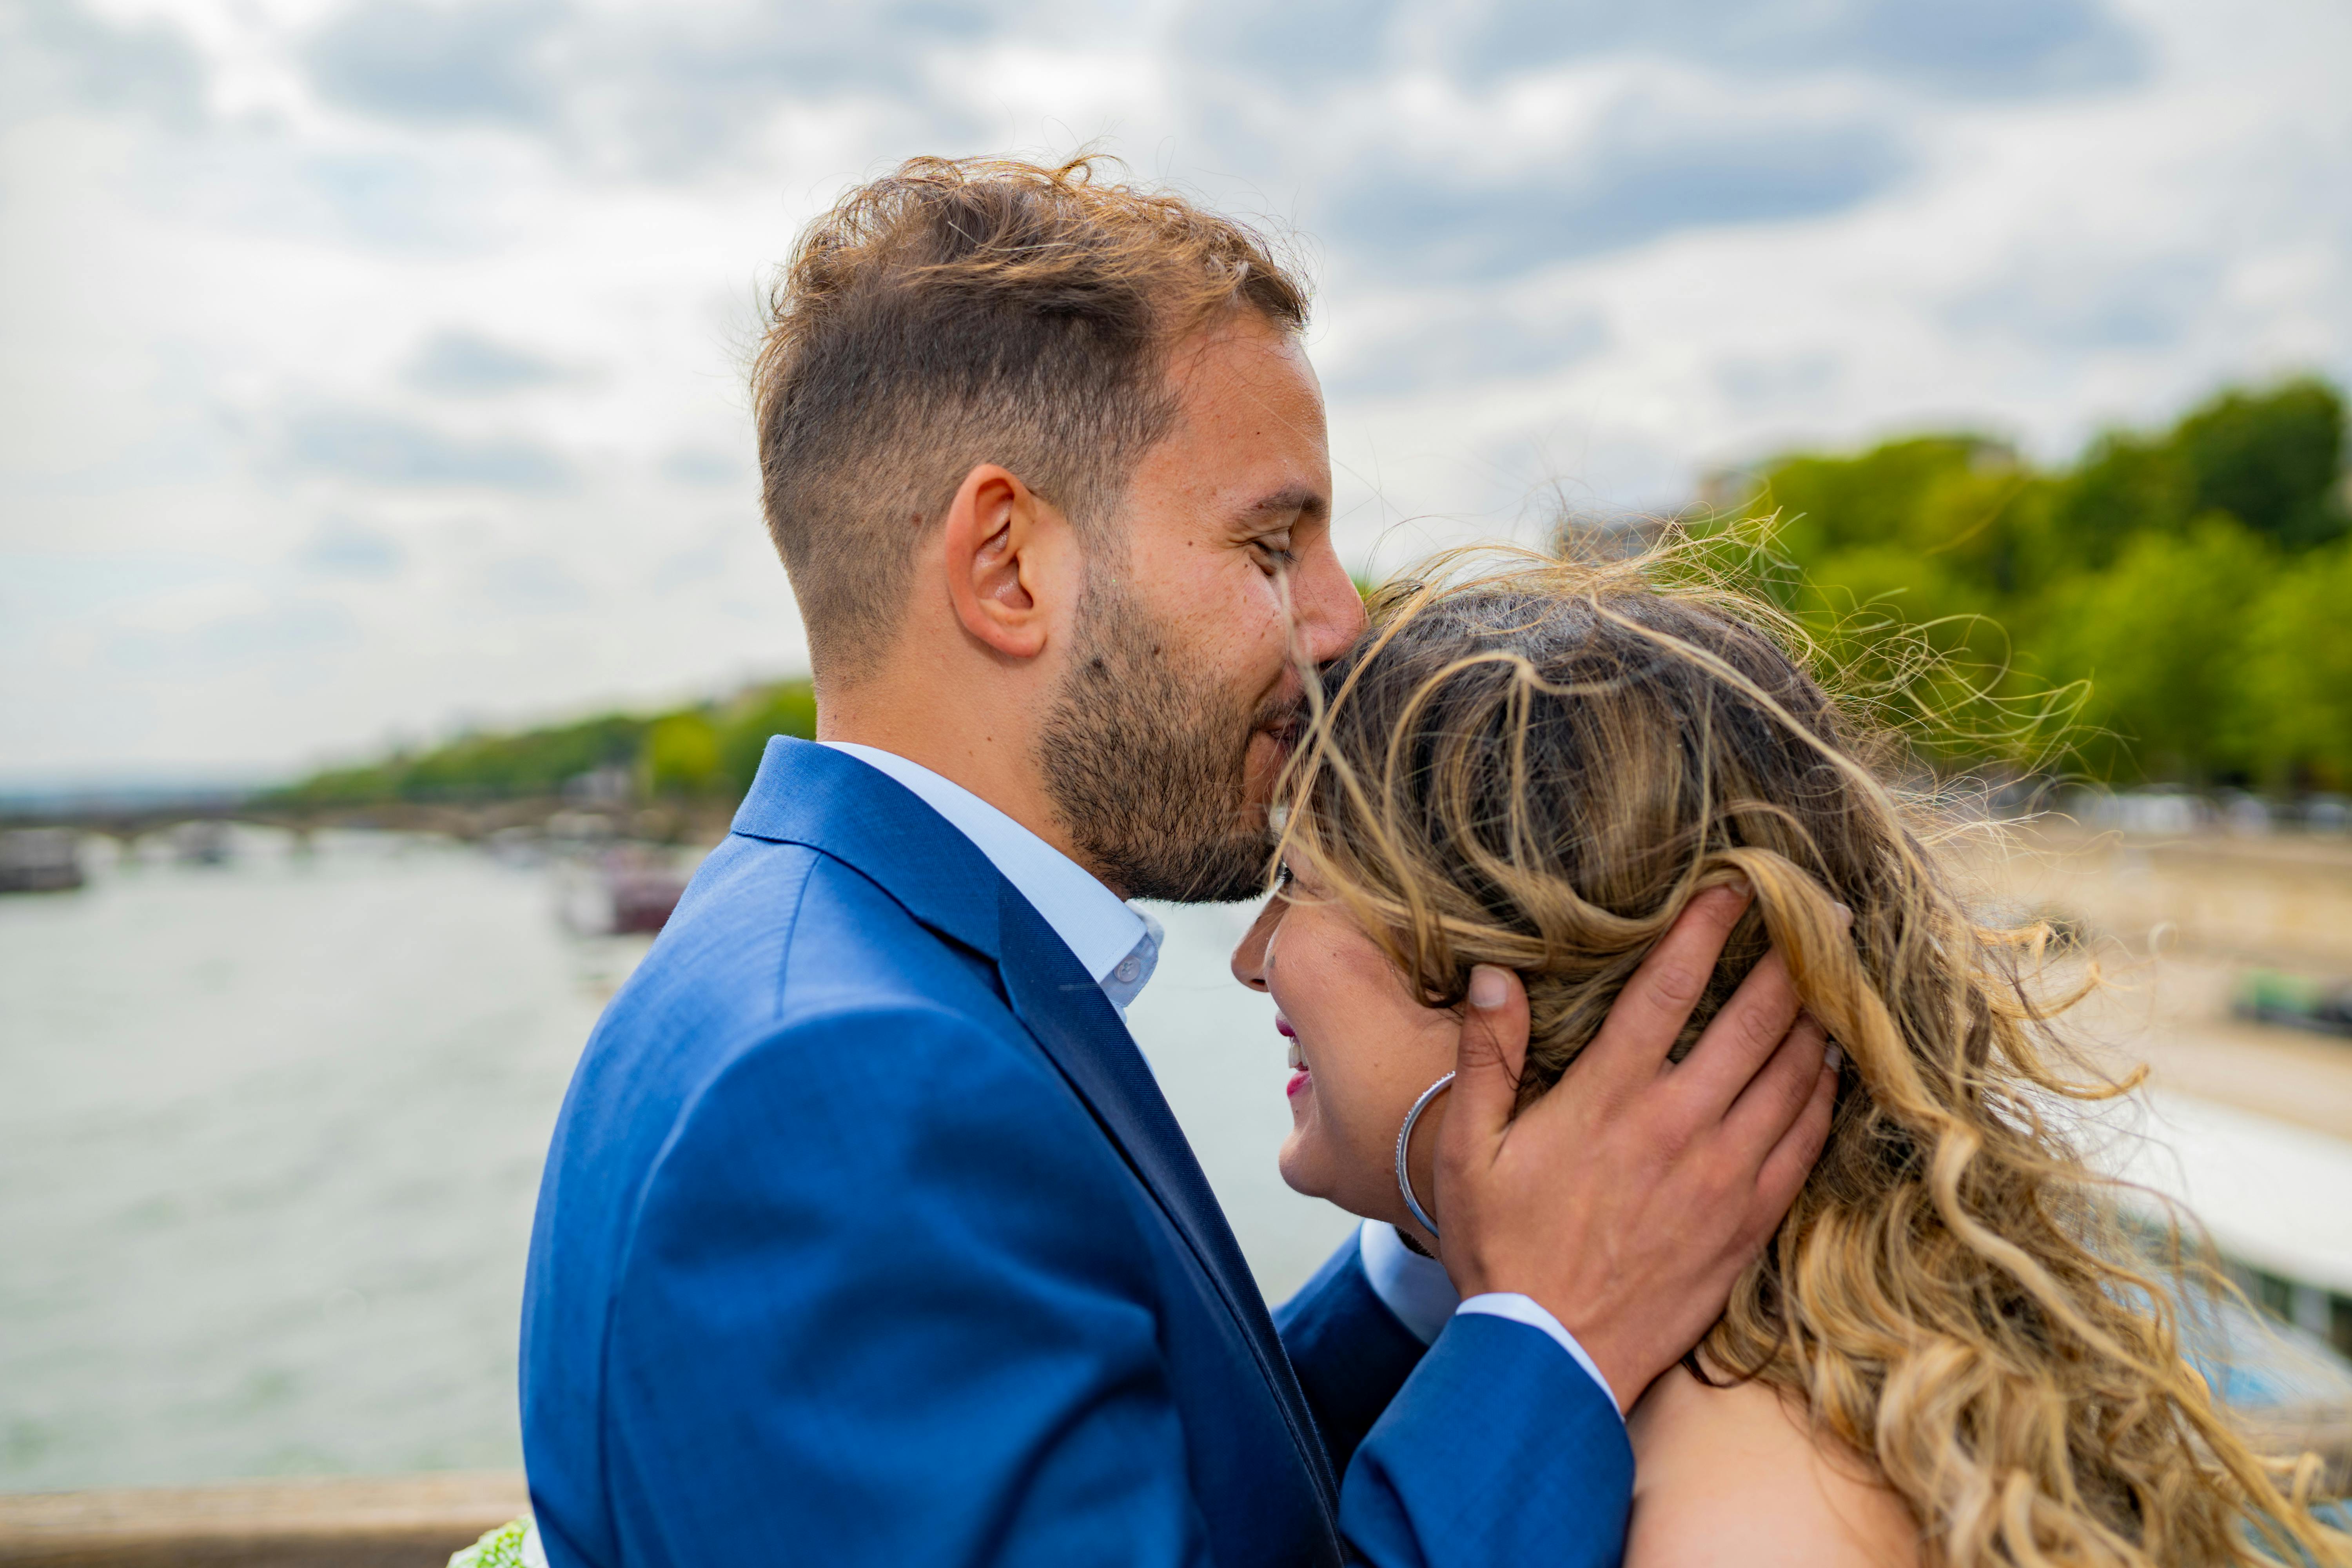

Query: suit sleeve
<box><xmin>1280</xmin><ymin>1237</ymin><xmax>1637</xmax><ymax>1568</ymax></box>
<box><xmin>1339</xmin><ymin>1313</ymin><xmax>1636</xmax><ymax>1568</ymax></box>
<box><xmin>599</xmin><ymin>1005</ymin><xmax>1215</xmax><ymax>1568</ymax></box>
<box><xmin>1275</xmin><ymin>1235</ymin><xmax>1429</xmax><ymax>1475</ymax></box>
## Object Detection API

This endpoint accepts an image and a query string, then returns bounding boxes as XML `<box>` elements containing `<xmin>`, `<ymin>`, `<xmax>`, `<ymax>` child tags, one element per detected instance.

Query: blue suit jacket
<box><xmin>521</xmin><ymin>738</ymin><xmax>1632</xmax><ymax>1566</ymax></box>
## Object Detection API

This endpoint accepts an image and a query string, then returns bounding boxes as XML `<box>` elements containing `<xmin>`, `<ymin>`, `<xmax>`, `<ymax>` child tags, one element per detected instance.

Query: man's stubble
<box><xmin>1038</xmin><ymin>570</ymin><xmax>1290</xmax><ymax>905</ymax></box>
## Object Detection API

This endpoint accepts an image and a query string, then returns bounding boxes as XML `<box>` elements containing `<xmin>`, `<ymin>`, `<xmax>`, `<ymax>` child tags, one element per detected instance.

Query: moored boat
<box><xmin>0</xmin><ymin>828</ymin><xmax>84</xmax><ymax>894</ymax></box>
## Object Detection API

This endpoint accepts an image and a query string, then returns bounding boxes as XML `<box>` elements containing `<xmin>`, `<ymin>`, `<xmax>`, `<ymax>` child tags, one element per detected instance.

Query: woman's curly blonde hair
<box><xmin>1274</xmin><ymin>541</ymin><xmax>2349</xmax><ymax>1567</ymax></box>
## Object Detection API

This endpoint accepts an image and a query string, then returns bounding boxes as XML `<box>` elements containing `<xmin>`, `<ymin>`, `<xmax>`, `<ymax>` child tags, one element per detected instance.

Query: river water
<box><xmin>0</xmin><ymin>834</ymin><xmax>1352</xmax><ymax>1492</ymax></box>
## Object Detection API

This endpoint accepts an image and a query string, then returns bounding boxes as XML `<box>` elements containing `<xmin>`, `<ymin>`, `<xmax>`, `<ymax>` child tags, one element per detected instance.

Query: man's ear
<box><xmin>941</xmin><ymin>463</ymin><xmax>1066</xmax><ymax>662</ymax></box>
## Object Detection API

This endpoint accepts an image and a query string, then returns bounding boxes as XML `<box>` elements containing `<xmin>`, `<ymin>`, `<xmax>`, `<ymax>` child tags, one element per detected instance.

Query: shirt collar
<box><xmin>819</xmin><ymin>743</ymin><xmax>1161</xmax><ymax>1013</ymax></box>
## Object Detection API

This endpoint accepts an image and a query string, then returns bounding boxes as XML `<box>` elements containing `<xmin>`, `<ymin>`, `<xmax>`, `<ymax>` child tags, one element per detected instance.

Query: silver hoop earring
<box><xmin>1394</xmin><ymin>1071</ymin><xmax>1455</xmax><ymax>1241</ymax></box>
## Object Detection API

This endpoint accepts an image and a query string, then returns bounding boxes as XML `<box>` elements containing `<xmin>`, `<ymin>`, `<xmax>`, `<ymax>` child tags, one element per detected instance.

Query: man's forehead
<box><xmin>1158</xmin><ymin>321</ymin><xmax>1328</xmax><ymax>497</ymax></box>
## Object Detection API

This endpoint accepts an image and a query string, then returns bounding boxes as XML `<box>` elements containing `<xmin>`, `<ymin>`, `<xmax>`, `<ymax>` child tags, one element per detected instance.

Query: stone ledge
<box><xmin>0</xmin><ymin>1472</ymin><xmax>526</xmax><ymax>1568</ymax></box>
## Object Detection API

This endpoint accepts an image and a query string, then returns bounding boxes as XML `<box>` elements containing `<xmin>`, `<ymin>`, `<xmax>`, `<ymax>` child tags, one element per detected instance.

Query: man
<box><xmin>520</xmin><ymin>156</ymin><xmax>1834</xmax><ymax>1567</ymax></box>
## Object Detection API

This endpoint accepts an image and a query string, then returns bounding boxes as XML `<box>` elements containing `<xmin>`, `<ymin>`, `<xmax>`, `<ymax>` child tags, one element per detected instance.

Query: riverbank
<box><xmin>1954</xmin><ymin>820</ymin><xmax>2352</xmax><ymax>1347</ymax></box>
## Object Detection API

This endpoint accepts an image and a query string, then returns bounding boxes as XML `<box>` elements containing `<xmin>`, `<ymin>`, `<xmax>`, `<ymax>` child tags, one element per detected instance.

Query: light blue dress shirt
<box><xmin>822</xmin><ymin>742</ymin><xmax>1162</xmax><ymax>1012</ymax></box>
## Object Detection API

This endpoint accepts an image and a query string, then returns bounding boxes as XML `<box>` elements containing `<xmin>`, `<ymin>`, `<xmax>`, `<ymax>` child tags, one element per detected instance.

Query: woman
<box><xmin>1235</xmin><ymin>545</ymin><xmax>2350</xmax><ymax>1568</ymax></box>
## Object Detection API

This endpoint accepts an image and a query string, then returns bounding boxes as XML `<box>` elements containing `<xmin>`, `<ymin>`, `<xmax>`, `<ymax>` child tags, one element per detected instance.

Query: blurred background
<box><xmin>5</xmin><ymin>0</ymin><xmax>2352</xmax><ymax>1506</ymax></box>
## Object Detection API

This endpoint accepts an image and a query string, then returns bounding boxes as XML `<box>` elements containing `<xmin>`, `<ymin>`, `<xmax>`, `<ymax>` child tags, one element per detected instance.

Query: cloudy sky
<box><xmin>4</xmin><ymin>0</ymin><xmax>2347</xmax><ymax>784</ymax></box>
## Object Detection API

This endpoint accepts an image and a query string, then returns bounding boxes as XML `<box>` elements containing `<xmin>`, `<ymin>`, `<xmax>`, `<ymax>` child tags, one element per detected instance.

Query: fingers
<box><xmin>1446</xmin><ymin>965</ymin><xmax>1529</xmax><ymax>1154</ymax></box>
<box><xmin>1672</xmin><ymin>944</ymin><xmax>1804</xmax><ymax>1122</ymax></box>
<box><xmin>1579</xmin><ymin>883</ymin><xmax>1751</xmax><ymax>1083</ymax></box>
<box><xmin>1752</xmin><ymin>1045</ymin><xmax>1840</xmax><ymax>1225</ymax></box>
<box><xmin>1721</xmin><ymin>1011</ymin><xmax>1830</xmax><ymax>1157</ymax></box>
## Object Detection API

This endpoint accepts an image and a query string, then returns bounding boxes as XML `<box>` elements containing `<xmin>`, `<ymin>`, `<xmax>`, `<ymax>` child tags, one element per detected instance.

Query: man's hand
<box><xmin>1431</xmin><ymin>883</ymin><xmax>1837</xmax><ymax>1413</ymax></box>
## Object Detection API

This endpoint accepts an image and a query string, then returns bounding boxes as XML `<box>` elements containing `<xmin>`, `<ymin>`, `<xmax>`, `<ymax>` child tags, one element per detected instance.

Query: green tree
<box><xmin>1739</xmin><ymin>439</ymin><xmax>2047</xmax><ymax>750</ymax></box>
<box><xmin>271</xmin><ymin>713</ymin><xmax>651</xmax><ymax>805</ymax></box>
<box><xmin>717</xmin><ymin>682</ymin><xmax>819</xmax><ymax>793</ymax></box>
<box><xmin>2037</xmin><ymin>433</ymin><xmax>2192</xmax><ymax>577</ymax></box>
<box><xmin>1748</xmin><ymin>438</ymin><xmax>2044</xmax><ymax>610</ymax></box>
<box><xmin>1751</xmin><ymin>437</ymin><xmax>2004</xmax><ymax>564</ymax></box>
<box><xmin>2238</xmin><ymin>537</ymin><xmax>2352</xmax><ymax>789</ymax></box>
<box><xmin>2172</xmin><ymin>377</ymin><xmax>2348</xmax><ymax>551</ymax></box>
<box><xmin>2033</xmin><ymin>517</ymin><xmax>2274</xmax><ymax>784</ymax></box>
<box><xmin>397</xmin><ymin>714</ymin><xmax>647</xmax><ymax>800</ymax></box>
<box><xmin>641</xmin><ymin>712</ymin><xmax>723</xmax><ymax>797</ymax></box>
<box><xmin>1722</xmin><ymin>376</ymin><xmax>2350</xmax><ymax>788</ymax></box>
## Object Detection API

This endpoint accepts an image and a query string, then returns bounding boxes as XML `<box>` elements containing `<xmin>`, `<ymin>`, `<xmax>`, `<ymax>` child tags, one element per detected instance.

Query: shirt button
<box><xmin>1114</xmin><ymin>956</ymin><xmax>1142</xmax><ymax>984</ymax></box>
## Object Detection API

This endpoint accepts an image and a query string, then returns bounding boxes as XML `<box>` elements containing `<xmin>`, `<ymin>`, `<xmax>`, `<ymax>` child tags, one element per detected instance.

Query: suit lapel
<box><xmin>735</xmin><ymin>739</ymin><xmax>1337</xmax><ymax>1512</ymax></box>
<box><xmin>995</xmin><ymin>886</ymin><xmax>1339</xmax><ymax>1512</ymax></box>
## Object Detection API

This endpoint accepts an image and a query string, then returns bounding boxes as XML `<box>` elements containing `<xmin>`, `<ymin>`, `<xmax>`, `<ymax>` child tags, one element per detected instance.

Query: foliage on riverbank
<box><xmin>1707</xmin><ymin>375</ymin><xmax>2350</xmax><ymax>790</ymax></box>
<box><xmin>268</xmin><ymin>682</ymin><xmax>817</xmax><ymax>808</ymax></box>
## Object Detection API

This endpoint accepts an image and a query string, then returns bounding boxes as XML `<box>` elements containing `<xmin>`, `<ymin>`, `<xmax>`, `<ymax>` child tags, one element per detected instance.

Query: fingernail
<box><xmin>1467</xmin><ymin>967</ymin><xmax>1509</xmax><ymax>1009</ymax></box>
<box><xmin>1824</xmin><ymin>1044</ymin><xmax>1844</xmax><ymax>1072</ymax></box>
<box><xmin>1725</xmin><ymin>875</ymin><xmax>1753</xmax><ymax>902</ymax></box>
<box><xmin>1831</xmin><ymin>901</ymin><xmax>1853</xmax><ymax>928</ymax></box>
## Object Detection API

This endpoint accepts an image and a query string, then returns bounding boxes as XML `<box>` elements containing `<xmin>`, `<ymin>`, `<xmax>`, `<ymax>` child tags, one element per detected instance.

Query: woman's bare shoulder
<box><xmin>1623</xmin><ymin>1363</ymin><xmax>1922</xmax><ymax>1568</ymax></box>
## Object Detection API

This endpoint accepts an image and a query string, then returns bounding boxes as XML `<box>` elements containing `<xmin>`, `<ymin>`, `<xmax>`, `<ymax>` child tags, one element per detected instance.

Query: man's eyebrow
<box><xmin>1232</xmin><ymin>486</ymin><xmax>1329</xmax><ymax>528</ymax></box>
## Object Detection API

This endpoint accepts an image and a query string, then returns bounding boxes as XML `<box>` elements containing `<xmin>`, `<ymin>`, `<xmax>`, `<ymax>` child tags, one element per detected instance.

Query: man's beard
<box><xmin>1038</xmin><ymin>573</ymin><xmax>1292</xmax><ymax>904</ymax></box>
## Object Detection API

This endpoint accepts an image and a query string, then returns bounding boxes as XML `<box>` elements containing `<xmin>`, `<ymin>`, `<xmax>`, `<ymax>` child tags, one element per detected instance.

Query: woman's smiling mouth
<box><xmin>1278</xmin><ymin>1014</ymin><xmax>1310</xmax><ymax>1097</ymax></box>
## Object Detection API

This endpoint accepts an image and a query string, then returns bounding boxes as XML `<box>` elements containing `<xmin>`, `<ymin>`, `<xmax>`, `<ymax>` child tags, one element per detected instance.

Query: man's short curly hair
<box><xmin>751</xmin><ymin>154</ymin><xmax>1311</xmax><ymax>684</ymax></box>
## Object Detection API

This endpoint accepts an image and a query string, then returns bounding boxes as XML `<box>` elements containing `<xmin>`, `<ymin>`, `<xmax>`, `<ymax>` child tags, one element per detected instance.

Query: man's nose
<box><xmin>1292</xmin><ymin>541</ymin><xmax>1367</xmax><ymax>665</ymax></box>
<box><xmin>1230</xmin><ymin>895</ymin><xmax>1281</xmax><ymax>992</ymax></box>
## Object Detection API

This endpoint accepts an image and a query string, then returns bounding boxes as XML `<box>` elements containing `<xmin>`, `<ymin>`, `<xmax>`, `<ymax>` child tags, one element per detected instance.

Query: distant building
<box><xmin>0</xmin><ymin>828</ymin><xmax>83</xmax><ymax>894</ymax></box>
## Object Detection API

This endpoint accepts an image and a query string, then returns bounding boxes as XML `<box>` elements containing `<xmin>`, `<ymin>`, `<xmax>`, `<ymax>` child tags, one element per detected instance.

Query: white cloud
<box><xmin>1</xmin><ymin>0</ymin><xmax>2345</xmax><ymax>779</ymax></box>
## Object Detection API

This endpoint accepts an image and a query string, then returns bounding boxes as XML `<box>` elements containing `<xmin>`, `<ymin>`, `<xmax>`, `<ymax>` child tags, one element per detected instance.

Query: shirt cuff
<box><xmin>1457</xmin><ymin>1293</ymin><xmax>1622</xmax><ymax>1418</ymax></box>
<box><xmin>1358</xmin><ymin>1220</ymin><xmax>1459</xmax><ymax>1345</ymax></box>
<box><xmin>1359</xmin><ymin>1222</ymin><xmax>1624</xmax><ymax>1419</ymax></box>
